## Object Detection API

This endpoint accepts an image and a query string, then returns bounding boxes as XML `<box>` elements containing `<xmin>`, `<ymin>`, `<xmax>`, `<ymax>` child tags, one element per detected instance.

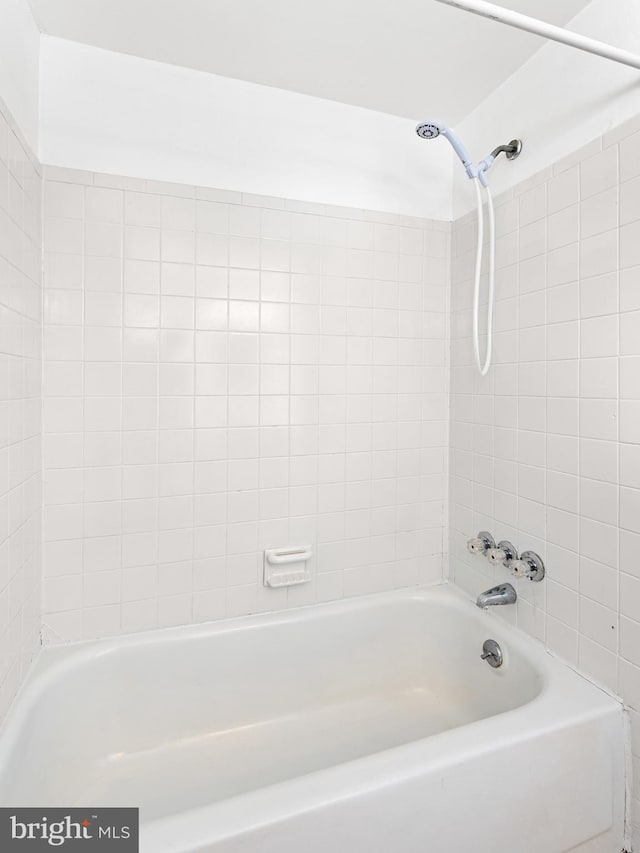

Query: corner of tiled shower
<box><xmin>449</xmin><ymin>111</ymin><xmax>640</xmax><ymax>848</ymax></box>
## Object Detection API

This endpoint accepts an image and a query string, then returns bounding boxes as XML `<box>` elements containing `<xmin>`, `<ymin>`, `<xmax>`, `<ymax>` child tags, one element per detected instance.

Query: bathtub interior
<box><xmin>0</xmin><ymin>590</ymin><xmax>544</xmax><ymax>819</ymax></box>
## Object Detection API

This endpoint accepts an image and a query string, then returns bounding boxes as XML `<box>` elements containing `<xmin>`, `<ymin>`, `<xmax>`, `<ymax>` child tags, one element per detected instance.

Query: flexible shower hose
<box><xmin>472</xmin><ymin>178</ymin><xmax>495</xmax><ymax>376</ymax></box>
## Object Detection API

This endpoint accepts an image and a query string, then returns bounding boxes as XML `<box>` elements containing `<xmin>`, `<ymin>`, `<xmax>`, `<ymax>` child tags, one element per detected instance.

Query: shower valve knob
<box><xmin>486</xmin><ymin>541</ymin><xmax>517</xmax><ymax>567</ymax></box>
<box><xmin>468</xmin><ymin>539</ymin><xmax>485</xmax><ymax>554</ymax></box>
<box><xmin>510</xmin><ymin>560</ymin><xmax>529</xmax><ymax>578</ymax></box>
<box><xmin>511</xmin><ymin>550</ymin><xmax>545</xmax><ymax>582</ymax></box>
<box><xmin>487</xmin><ymin>540</ymin><xmax>518</xmax><ymax>567</ymax></box>
<box><xmin>466</xmin><ymin>531</ymin><xmax>495</xmax><ymax>555</ymax></box>
<box><xmin>486</xmin><ymin>548</ymin><xmax>506</xmax><ymax>564</ymax></box>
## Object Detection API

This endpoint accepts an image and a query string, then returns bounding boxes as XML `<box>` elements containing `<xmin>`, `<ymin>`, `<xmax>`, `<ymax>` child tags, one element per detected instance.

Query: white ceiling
<box><xmin>27</xmin><ymin>0</ymin><xmax>592</xmax><ymax>122</ymax></box>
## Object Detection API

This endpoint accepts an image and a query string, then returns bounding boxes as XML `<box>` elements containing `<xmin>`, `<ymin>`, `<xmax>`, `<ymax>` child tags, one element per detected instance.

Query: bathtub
<box><xmin>0</xmin><ymin>585</ymin><xmax>626</xmax><ymax>853</ymax></box>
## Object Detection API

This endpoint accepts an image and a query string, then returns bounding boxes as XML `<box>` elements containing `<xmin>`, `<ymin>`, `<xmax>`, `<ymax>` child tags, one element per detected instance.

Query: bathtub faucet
<box><xmin>476</xmin><ymin>583</ymin><xmax>517</xmax><ymax>609</ymax></box>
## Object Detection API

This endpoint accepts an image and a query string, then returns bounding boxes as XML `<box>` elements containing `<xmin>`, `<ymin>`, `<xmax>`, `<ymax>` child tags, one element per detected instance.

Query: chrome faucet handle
<box><xmin>511</xmin><ymin>550</ymin><xmax>545</xmax><ymax>582</ymax></box>
<box><xmin>486</xmin><ymin>548</ymin><xmax>506</xmax><ymax>564</ymax></box>
<box><xmin>486</xmin><ymin>540</ymin><xmax>518</xmax><ymax>567</ymax></box>
<box><xmin>467</xmin><ymin>530</ymin><xmax>495</xmax><ymax>555</ymax></box>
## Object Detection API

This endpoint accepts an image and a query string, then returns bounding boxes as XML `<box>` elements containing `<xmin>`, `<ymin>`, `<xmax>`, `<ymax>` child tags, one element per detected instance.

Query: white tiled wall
<box><xmin>449</xmin><ymin>114</ymin><xmax>640</xmax><ymax>847</ymax></box>
<box><xmin>0</xmin><ymin>99</ymin><xmax>42</xmax><ymax>720</ymax></box>
<box><xmin>6</xmin><ymin>67</ymin><xmax>640</xmax><ymax>848</ymax></box>
<box><xmin>42</xmin><ymin>167</ymin><xmax>449</xmax><ymax>643</ymax></box>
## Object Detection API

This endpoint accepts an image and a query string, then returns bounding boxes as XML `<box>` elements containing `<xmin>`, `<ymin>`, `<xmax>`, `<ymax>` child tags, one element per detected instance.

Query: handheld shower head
<box><xmin>415</xmin><ymin>122</ymin><xmax>443</xmax><ymax>140</ymax></box>
<box><xmin>415</xmin><ymin>119</ymin><xmax>474</xmax><ymax>174</ymax></box>
<box><xmin>414</xmin><ymin>118</ymin><xmax>521</xmax><ymax>377</ymax></box>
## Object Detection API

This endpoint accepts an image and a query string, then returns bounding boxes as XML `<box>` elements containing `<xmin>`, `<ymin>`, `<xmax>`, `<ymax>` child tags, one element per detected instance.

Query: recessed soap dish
<box><xmin>263</xmin><ymin>546</ymin><xmax>312</xmax><ymax>588</ymax></box>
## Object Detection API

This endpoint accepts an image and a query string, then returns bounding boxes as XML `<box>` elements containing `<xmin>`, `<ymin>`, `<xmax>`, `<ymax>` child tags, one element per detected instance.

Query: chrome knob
<box><xmin>511</xmin><ymin>550</ymin><xmax>545</xmax><ymax>582</ymax></box>
<box><xmin>466</xmin><ymin>531</ymin><xmax>495</xmax><ymax>555</ymax></box>
<box><xmin>481</xmin><ymin>638</ymin><xmax>503</xmax><ymax>668</ymax></box>
<box><xmin>486</xmin><ymin>540</ymin><xmax>518</xmax><ymax>567</ymax></box>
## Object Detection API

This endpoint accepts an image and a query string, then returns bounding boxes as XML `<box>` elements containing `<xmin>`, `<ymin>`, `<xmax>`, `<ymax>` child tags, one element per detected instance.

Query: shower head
<box><xmin>415</xmin><ymin>119</ymin><xmax>474</xmax><ymax>176</ymax></box>
<box><xmin>415</xmin><ymin>122</ymin><xmax>443</xmax><ymax>140</ymax></box>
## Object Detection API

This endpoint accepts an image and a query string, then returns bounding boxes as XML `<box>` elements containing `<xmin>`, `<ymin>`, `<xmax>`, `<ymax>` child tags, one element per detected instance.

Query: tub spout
<box><xmin>476</xmin><ymin>583</ymin><xmax>517</xmax><ymax>609</ymax></box>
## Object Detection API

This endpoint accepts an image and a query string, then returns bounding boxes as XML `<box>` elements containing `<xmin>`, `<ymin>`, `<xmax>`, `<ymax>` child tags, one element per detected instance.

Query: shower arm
<box><xmin>475</xmin><ymin>138</ymin><xmax>522</xmax><ymax>185</ymax></box>
<box><xmin>489</xmin><ymin>140</ymin><xmax>521</xmax><ymax>160</ymax></box>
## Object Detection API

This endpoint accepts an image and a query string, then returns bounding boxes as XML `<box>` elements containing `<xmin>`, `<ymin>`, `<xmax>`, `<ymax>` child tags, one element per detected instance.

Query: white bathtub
<box><xmin>0</xmin><ymin>585</ymin><xmax>626</xmax><ymax>853</ymax></box>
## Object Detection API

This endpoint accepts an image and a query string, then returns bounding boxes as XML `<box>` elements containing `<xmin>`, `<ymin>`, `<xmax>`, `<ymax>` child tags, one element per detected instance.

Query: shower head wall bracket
<box><xmin>504</xmin><ymin>139</ymin><xmax>523</xmax><ymax>160</ymax></box>
<box><xmin>476</xmin><ymin>139</ymin><xmax>523</xmax><ymax>183</ymax></box>
<box><xmin>490</xmin><ymin>139</ymin><xmax>523</xmax><ymax>161</ymax></box>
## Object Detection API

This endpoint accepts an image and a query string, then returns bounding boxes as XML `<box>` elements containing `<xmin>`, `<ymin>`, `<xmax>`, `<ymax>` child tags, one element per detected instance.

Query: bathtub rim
<box><xmin>1</xmin><ymin>581</ymin><xmax>550</xmax><ymax>727</ymax></box>
<box><xmin>0</xmin><ymin>581</ymin><xmax>622</xmax><ymax>740</ymax></box>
